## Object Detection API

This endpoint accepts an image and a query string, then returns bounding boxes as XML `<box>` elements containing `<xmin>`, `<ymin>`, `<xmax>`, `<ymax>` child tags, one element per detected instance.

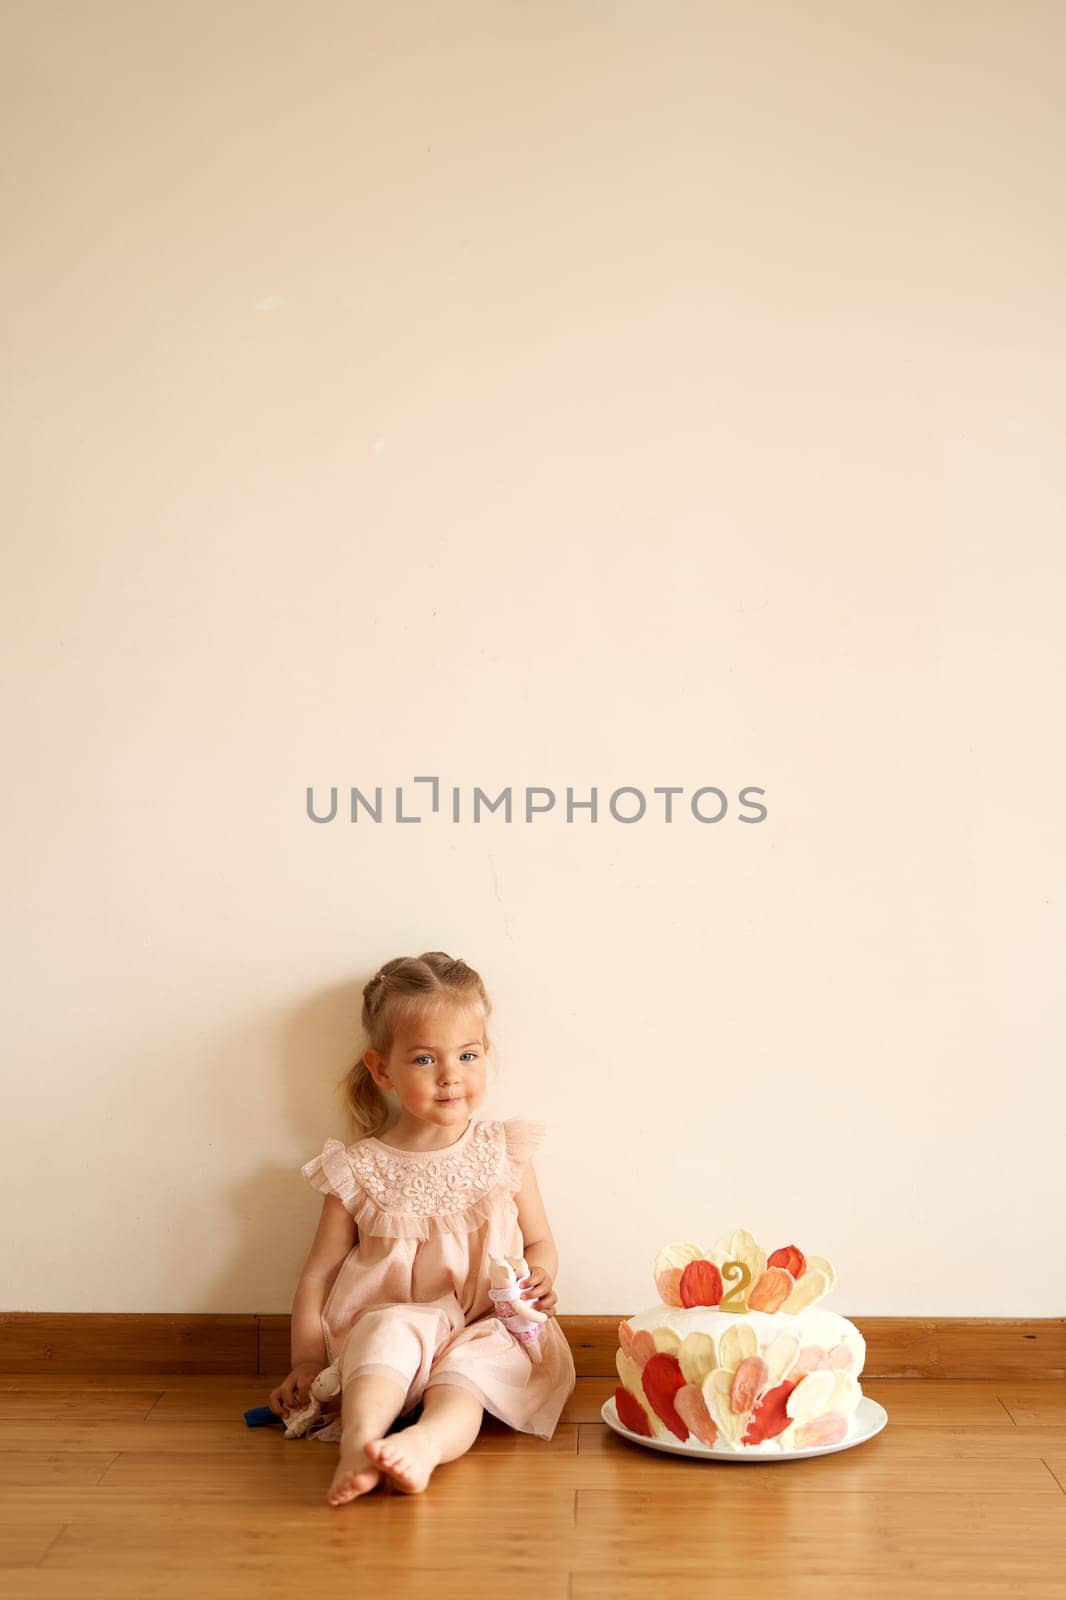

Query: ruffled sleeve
<box><xmin>501</xmin><ymin>1114</ymin><xmax>547</xmax><ymax>1194</ymax></box>
<box><xmin>300</xmin><ymin>1138</ymin><xmax>362</xmax><ymax>1218</ymax></box>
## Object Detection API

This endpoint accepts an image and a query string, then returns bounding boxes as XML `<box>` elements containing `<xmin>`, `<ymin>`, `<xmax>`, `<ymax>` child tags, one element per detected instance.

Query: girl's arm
<box><xmin>290</xmin><ymin>1195</ymin><xmax>358</xmax><ymax>1368</ymax></box>
<box><xmin>291</xmin><ymin>1276</ymin><xmax>333</xmax><ymax>1369</ymax></box>
<box><xmin>514</xmin><ymin>1162</ymin><xmax>559</xmax><ymax>1295</ymax></box>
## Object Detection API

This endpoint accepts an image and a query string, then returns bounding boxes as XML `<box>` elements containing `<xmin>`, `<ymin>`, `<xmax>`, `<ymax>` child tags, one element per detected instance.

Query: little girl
<box><xmin>269</xmin><ymin>950</ymin><xmax>577</xmax><ymax>1506</ymax></box>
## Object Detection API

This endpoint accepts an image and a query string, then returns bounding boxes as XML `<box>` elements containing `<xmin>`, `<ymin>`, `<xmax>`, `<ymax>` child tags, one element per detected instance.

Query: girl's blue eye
<box><xmin>413</xmin><ymin>1052</ymin><xmax>478</xmax><ymax>1066</ymax></box>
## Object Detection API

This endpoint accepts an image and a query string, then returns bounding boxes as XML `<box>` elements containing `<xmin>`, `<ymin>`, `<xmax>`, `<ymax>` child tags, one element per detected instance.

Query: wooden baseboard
<box><xmin>1</xmin><ymin>1313</ymin><xmax>1063</xmax><ymax>1379</ymax></box>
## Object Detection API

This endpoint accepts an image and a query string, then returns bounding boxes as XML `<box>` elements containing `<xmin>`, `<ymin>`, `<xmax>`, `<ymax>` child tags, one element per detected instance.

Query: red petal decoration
<box><xmin>641</xmin><ymin>1352</ymin><xmax>689</xmax><ymax>1441</ymax></box>
<box><xmin>767</xmin><ymin>1245</ymin><xmax>806</xmax><ymax>1279</ymax></box>
<box><xmin>742</xmin><ymin>1378</ymin><xmax>799</xmax><ymax>1445</ymax></box>
<box><xmin>615</xmin><ymin>1384</ymin><xmax>653</xmax><ymax>1436</ymax></box>
<box><xmin>679</xmin><ymin>1258</ymin><xmax>723</xmax><ymax>1307</ymax></box>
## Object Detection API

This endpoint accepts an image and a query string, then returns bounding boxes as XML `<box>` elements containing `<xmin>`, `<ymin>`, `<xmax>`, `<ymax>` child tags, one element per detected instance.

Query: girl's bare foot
<box><xmin>327</xmin><ymin>1447</ymin><xmax>382</xmax><ymax>1505</ymax></box>
<box><xmin>364</xmin><ymin>1425</ymin><xmax>443</xmax><ymax>1494</ymax></box>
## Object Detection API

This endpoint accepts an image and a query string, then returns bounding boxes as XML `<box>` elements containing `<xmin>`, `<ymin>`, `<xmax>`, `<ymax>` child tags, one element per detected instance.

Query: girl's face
<box><xmin>365</xmin><ymin>1005</ymin><xmax>488</xmax><ymax>1132</ymax></box>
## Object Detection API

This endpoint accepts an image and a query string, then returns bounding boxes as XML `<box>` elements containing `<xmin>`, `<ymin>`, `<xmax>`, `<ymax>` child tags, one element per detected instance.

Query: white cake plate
<box><xmin>601</xmin><ymin>1394</ymin><xmax>888</xmax><ymax>1462</ymax></box>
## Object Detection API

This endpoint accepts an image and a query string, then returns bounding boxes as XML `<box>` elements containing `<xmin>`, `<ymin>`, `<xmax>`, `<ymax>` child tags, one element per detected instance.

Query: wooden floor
<box><xmin>2</xmin><ymin>1374</ymin><xmax>1065</xmax><ymax>1598</ymax></box>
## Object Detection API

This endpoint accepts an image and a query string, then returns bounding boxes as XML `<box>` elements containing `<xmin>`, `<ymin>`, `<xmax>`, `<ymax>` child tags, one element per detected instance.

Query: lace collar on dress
<box><xmin>301</xmin><ymin>1115</ymin><xmax>546</xmax><ymax>1242</ymax></box>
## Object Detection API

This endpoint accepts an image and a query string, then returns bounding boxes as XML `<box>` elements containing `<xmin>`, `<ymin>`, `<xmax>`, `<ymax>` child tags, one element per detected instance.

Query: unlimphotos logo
<box><xmin>306</xmin><ymin>778</ymin><xmax>767</xmax><ymax>825</ymax></box>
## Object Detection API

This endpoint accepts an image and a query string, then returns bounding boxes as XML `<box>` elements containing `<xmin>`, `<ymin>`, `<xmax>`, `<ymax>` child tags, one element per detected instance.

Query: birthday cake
<box><xmin>614</xmin><ymin>1230</ymin><xmax>866</xmax><ymax>1453</ymax></box>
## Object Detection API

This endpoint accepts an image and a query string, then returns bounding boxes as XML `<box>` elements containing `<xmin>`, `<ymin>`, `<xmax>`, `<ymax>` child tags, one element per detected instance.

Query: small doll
<box><xmin>488</xmin><ymin>1254</ymin><xmax>548</xmax><ymax>1352</ymax></box>
<box><xmin>280</xmin><ymin>1360</ymin><xmax>343</xmax><ymax>1439</ymax></box>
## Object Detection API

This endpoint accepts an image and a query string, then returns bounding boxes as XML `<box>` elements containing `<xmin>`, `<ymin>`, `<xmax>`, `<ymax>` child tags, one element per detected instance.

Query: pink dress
<box><xmin>299</xmin><ymin>1115</ymin><xmax>576</xmax><ymax>1442</ymax></box>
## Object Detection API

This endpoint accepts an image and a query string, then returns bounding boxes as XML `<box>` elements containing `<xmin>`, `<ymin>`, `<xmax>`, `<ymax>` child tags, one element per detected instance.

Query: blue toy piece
<box><xmin>244</xmin><ymin>1404</ymin><xmax>285</xmax><ymax>1427</ymax></box>
<box><xmin>243</xmin><ymin>1399</ymin><xmax>424</xmax><ymax>1432</ymax></box>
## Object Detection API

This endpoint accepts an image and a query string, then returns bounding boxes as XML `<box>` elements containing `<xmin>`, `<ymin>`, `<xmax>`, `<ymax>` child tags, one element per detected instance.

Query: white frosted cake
<box><xmin>614</xmin><ymin>1230</ymin><xmax>866</xmax><ymax>1453</ymax></box>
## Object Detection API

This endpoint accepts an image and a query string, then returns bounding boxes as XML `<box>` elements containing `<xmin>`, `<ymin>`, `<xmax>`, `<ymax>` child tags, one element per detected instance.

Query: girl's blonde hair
<box><xmin>336</xmin><ymin>951</ymin><xmax>495</xmax><ymax>1141</ymax></box>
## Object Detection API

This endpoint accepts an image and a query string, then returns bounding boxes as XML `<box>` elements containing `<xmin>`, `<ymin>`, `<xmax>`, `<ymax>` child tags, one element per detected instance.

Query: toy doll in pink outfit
<box><xmin>268</xmin><ymin>950</ymin><xmax>577</xmax><ymax>1506</ymax></box>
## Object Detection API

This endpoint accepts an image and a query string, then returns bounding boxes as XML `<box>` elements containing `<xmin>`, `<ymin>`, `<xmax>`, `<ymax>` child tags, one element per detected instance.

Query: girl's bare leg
<box><xmin>364</xmin><ymin>1381</ymin><xmax>484</xmax><ymax>1494</ymax></box>
<box><xmin>327</xmin><ymin>1369</ymin><xmax>408</xmax><ymax>1505</ymax></box>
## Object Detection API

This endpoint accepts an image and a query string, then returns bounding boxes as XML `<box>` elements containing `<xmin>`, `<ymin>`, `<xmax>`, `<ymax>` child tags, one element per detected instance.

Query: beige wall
<box><xmin>3</xmin><ymin>2</ymin><xmax>1063</xmax><ymax>1319</ymax></box>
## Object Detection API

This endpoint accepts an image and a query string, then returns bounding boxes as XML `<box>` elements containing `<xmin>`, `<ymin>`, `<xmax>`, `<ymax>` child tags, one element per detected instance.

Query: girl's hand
<box><xmin>519</xmin><ymin>1265</ymin><xmax>557</xmax><ymax>1318</ymax></box>
<box><xmin>268</xmin><ymin>1361</ymin><xmax>323</xmax><ymax>1419</ymax></box>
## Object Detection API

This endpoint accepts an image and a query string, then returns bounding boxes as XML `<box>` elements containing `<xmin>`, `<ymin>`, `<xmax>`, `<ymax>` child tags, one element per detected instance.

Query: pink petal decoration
<box><xmin>828</xmin><ymin>1344</ymin><xmax>854</xmax><ymax>1370</ymax></box>
<box><xmin>748</xmin><ymin>1267</ymin><xmax>793</xmax><ymax>1313</ymax></box>
<box><xmin>629</xmin><ymin>1330</ymin><xmax>658</xmax><ymax>1367</ymax></box>
<box><xmin>675</xmin><ymin>1383</ymin><xmax>719</xmax><ymax>1446</ymax></box>
<box><xmin>655</xmin><ymin>1267</ymin><xmax>685</xmax><ymax>1308</ymax></box>
<box><xmin>618</xmin><ymin>1320</ymin><xmax>635</xmax><ymax>1359</ymax></box>
<box><xmin>794</xmin><ymin>1410</ymin><xmax>849</xmax><ymax>1449</ymax></box>
<box><xmin>793</xmin><ymin>1345</ymin><xmax>830</xmax><ymax>1376</ymax></box>
<box><xmin>730</xmin><ymin>1355</ymin><xmax>770</xmax><ymax>1414</ymax></box>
